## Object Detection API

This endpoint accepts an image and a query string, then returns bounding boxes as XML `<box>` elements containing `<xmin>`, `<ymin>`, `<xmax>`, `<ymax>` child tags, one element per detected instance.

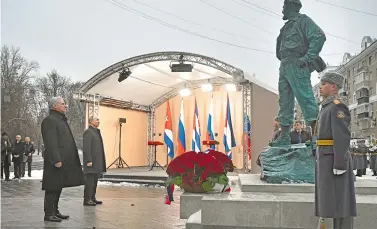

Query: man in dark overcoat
<box><xmin>82</xmin><ymin>116</ymin><xmax>106</xmax><ymax>206</ymax></box>
<box><xmin>1</xmin><ymin>132</ymin><xmax>13</xmax><ymax>181</ymax></box>
<box><xmin>315</xmin><ymin>72</ymin><xmax>356</xmax><ymax>229</ymax></box>
<box><xmin>23</xmin><ymin>137</ymin><xmax>35</xmax><ymax>177</ymax></box>
<box><xmin>290</xmin><ymin>120</ymin><xmax>310</xmax><ymax>144</ymax></box>
<box><xmin>12</xmin><ymin>135</ymin><xmax>25</xmax><ymax>179</ymax></box>
<box><xmin>41</xmin><ymin>96</ymin><xmax>84</xmax><ymax>222</ymax></box>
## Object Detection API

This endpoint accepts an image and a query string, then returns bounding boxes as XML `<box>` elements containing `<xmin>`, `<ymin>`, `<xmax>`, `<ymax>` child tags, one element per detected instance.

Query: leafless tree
<box><xmin>1</xmin><ymin>45</ymin><xmax>39</xmax><ymax>139</ymax></box>
<box><xmin>34</xmin><ymin>70</ymin><xmax>85</xmax><ymax>149</ymax></box>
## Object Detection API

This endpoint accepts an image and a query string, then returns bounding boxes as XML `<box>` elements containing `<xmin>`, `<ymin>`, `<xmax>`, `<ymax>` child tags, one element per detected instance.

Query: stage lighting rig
<box><xmin>118</xmin><ymin>68</ymin><xmax>132</xmax><ymax>82</ymax></box>
<box><xmin>170</xmin><ymin>54</ymin><xmax>193</xmax><ymax>72</ymax></box>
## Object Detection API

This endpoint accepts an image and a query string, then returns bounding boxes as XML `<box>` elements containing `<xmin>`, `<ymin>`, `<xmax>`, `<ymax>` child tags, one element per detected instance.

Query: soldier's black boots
<box><xmin>356</xmin><ymin>170</ymin><xmax>363</xmax><ymax>177</ymax></box>
<box><xmin>373</xmin><ymin>170</ymin><xmax>377</xmax><ymax>176</ymax></box>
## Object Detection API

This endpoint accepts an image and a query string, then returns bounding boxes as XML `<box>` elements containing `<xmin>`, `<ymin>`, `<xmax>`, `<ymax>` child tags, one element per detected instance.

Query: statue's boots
<box><xmin>269</xmin><ymin>126</ymin><xmax>291</xmax><ymax>146</ymax></box>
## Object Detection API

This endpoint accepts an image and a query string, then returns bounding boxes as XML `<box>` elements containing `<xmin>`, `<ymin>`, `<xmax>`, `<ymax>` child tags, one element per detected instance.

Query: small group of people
<box><xmin>271</xmin><ymin>118</ymin><xmax>311</xmax><ymax>144</ymax></box>
<box><xmin>350</xmin><ymin>142</ymin><xmax>377</xmax><ymax>177</ymax></box>
<box><xmin>41</xmin><ymin>96</ymin><xmax>106</xmax><ymax>222</ymax></box>
<box><xmin>1</xmin><ymin>133</ymin><xmax>35</xmax><ymax>181</ymax></box>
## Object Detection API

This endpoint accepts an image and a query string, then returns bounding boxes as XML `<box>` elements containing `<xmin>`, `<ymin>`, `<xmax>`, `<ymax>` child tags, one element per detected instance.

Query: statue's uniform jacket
<box><xmin>276</xmin><ymin>13</ymin><xmax>325</xmax><ymax>126</ymax></box>
<box><xmin>314</xmin><ymin>97</ymin><xmax>357</xmax><ymax>218</ymax></box>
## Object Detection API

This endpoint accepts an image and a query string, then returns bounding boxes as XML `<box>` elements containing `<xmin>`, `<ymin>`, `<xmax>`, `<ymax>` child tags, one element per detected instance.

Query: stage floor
<box><xmin>106</xmin><ymin>166</ymin><xmax>168</xmax><ymax>177</ymax></box>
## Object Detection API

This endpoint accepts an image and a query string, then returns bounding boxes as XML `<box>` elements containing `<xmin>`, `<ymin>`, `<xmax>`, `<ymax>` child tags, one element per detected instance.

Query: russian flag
<box><xmin>177</xmin><ymin>99</ymin><xmax>186</xmax><ymax>155</ymax></box>
<box><xmin>192</xmin><ymin>98</ymin><xmax>201</xmax><ymax>152</ymax></box>
<box><xmin>223</xmin><ymin>94</ymin><xmax>236</xmax><ymax>159</ymax></box>
<box><xmin>244</xmin><ymin>113</ymin><xmax>252</xmax><ymax>161</ymax></box>
<box><xmin>206</xmin><ymin>95</ymin><xmax>215</xmax><ymax>149</ymax></box>
<box><xmin>164</xmin><ymin>101</ymin><xmax>174</xmax><ymax>159</ymax></box>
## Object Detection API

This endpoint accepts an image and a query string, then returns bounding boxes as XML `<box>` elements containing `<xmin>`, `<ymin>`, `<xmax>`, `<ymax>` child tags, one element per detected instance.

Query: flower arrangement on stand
<box><xmin>164</xmin><ymin>150</ymin><xmax>234</xmax><ymax>204</ymax></box>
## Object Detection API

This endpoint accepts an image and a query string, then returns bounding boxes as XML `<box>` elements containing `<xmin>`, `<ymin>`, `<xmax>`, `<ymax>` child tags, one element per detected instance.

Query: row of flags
<box><xmin>163</xmin><ymin>94</ymin><xmax>249</xmax><ymax>160</ymax></box>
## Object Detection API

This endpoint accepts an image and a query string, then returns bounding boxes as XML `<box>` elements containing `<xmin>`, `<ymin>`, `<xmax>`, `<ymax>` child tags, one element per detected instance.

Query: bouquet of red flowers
<box><xmin>165</xmin><ymin>150</ymin><xmax>233</xmax><ymax>195</ymax></box>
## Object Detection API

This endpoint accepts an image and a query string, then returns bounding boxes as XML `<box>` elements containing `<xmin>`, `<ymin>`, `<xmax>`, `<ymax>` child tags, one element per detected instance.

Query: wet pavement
<box><xmin>1</xmin><ymin>179</ymin><xmax>184</xmax><ymax>229</ymax></box>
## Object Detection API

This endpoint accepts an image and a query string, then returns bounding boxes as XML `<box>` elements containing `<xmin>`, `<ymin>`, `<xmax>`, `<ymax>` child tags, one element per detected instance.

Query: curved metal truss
<box><xmin>150</xmin><ymin>77</ymin><xmax>236</xmax><ymax>108</ymax></box>
<box><xmin>76</xmin><ymin>51</ymin><xmax>252</xmax><ymax>169</ymax></box>
<box><xmin>79</xmin><ymin>51</ymin><xmax>245</xmax><ymax>93</ymax></box>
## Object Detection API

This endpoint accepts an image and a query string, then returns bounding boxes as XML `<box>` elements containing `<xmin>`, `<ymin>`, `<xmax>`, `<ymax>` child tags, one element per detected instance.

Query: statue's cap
<box><xmin>320</xmin><ymin>71</ymin><xmax>345</xmax><ymax>89</ymax></box>
<box><xmin>284</xmin><ymin>0</ymin><xmax>302</xmax><ymax>6</ymax></box>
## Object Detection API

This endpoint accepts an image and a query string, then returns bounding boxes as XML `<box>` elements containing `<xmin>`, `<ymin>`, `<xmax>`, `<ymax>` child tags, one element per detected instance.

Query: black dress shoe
<box><xmin>93</xmin><ymin>199</ymin><xmax>103</xmax><ymax>205</ymax></box>
<box><xmin>83</xmin><ymin>200</ymin><xmax>96</xmax><ymax>206</ymax></box>
<box><xmin>56</xmin><ymin>212</ymin><xmax>69</xmax><ymax>219</ymax></box>
<box><xmin>44</xmin><ymin>216</ymin><xmax>62</xmax><ymax>222</ymax></box>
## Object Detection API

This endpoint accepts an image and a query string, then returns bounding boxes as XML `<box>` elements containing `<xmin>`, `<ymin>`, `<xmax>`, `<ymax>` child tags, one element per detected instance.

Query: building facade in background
<box><xmin>309</xmin><ymin>36</ymin><xmax>377</xmax><ymax>141</ymax></box>
<box><xmin>335</xmin><ymin>36</ymin><xmax>377</xmax><ymax>141</ymax></box>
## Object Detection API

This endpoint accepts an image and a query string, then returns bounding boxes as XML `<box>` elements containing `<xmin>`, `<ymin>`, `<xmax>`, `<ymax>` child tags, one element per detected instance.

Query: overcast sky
<box><xmin>2</xmin><ymin>0</ymin><xmax>377</xmax><ymax>90</ymax></box>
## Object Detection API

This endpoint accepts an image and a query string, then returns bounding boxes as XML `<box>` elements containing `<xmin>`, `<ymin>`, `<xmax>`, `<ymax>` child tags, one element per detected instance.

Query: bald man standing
<box><xmin>12</xmin><ymin>135</ymin><xmax>25</xmax><ymax>179</ymax></box>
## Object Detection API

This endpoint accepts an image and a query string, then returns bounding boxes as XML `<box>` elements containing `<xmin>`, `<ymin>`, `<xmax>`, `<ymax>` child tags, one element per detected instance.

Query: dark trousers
<box><xmin>21</xmin><ymin>159</ymin><xmax>32</xmax><ymax>176</ymax></box>
<box><xmin>1</xmin><ymin>160</ymin><xmax>10</xmax><ymax>179</ymax></box>
<box><xmin>84</xmin><ymin>173</ymin><xmax>99</xmax><ymax>201</ymax></box>
<box><xmin>13</xmin><ymin>160</ymin><xmax>21</xmax><ymax>178</ymax></box>
<box><xmin>44</xmin><ymin>189</ymin><xmax>62</xmax><ymax>216</ymax></box>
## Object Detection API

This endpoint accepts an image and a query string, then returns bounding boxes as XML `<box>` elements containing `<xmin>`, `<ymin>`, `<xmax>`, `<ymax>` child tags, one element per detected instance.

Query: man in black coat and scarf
<box><xmin>12</xmin><ymin>135</ymin><xmax>25</xmax><ymax>179</ymax></box>
<box><xmin>83</xmin><ymin>116</ymin><xmax>106</xmax><ymax>206</ymax></box>
<box><xmin>1</xmin><ymin>132</ymin><xmax>13</xmax><ymax>181</ymax></box>
<box><xmin>41</xmin><ymin>96</ymin><xmax>84</xmax><ymax>222</ymax></box>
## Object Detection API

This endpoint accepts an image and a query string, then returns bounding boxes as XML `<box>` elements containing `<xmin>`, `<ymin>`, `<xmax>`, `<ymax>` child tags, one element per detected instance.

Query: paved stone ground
<box><xmin>1</xmin><ymin>179</ymin><xmax>185</xmax><ymax>229</ymax></box>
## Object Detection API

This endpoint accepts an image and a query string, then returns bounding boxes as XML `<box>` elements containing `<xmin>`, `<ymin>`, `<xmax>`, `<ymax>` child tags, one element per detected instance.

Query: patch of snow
<box><xmin>98</xmin><ymin>181</ymin><xmax>165</xmax><ymax>188</ymax></box>
<box><xmin>21</xmin><ymin>170</ymin><xmax>43</xmax><ymax>180</ymax></box>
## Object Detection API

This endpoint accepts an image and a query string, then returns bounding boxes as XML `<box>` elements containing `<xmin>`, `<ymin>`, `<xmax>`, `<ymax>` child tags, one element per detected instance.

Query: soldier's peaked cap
<box><xmin>320</xmin><ymin>71</ymin><xmax>345</xmax><ymax>89</ymax></box>
<box><xmin>284</xmin><ymin>0</ymin><xmax>302</xmax><ymax>6</ymax></box>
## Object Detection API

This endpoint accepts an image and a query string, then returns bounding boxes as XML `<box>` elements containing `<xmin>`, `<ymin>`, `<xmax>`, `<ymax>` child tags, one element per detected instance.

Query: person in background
<box><xmin>41</xmin><ymin>96</ymin><xmax>84</xmax><ymax>222</ymax></box>
<box><xmin>1</xmin><ymin>132</ymin><xmax>13</xmax><ymax>181</ymax></box>
<box><xmin>22</xmin><ymin>137</ymin><xmax>35</xmax><ymax>177</ymax></box>
<box><xmin>12</xmin><ymin>135</ymin><xmax>24</xmax><ymax>179</ymax></box>
<box><xmin>271</xmin><ymin>116</ymin><xmax>281</xmax><ymax>141</ymax></box>
<box><xmin>82</xmin><ymin>116</ymin><xmax>106</xmax><ymax>206</ymax></box>
<box><xmin>290</xmin><ymin>120</ymin><xmax>310</xmax><ymax>144</ymax></box>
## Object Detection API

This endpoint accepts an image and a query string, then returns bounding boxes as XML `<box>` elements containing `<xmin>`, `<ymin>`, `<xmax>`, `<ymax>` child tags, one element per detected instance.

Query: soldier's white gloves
<box><xmin>333</xmin><ymin>169</ymin><xmax>346</xmax><ymax>175</ymax></box>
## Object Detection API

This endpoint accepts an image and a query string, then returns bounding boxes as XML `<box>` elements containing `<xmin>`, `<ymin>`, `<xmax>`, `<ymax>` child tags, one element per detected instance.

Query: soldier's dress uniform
<box><xmin>315</xmin><ymin>72</ymin><xmax>357</xmax><ymax>229</ymax></box>
<box><xmin>370</xmin><ymin>146</ymin><xmax>377</xmax><ymax>176</ymax></box>
<box><xmin>353</xmin><ymin>143</ymin><xmax>367</xmax><ymax>176</ymax></box>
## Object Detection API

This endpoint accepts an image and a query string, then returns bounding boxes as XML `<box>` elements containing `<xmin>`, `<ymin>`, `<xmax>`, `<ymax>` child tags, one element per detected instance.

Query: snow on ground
<box><xmin>21</xmin><ymin>170</ymin><xmax>44</xmax><ymax>180</ymax></box>
<box><xmin>97</xmin><ymin>181</ymin><xmax>165</xmax><ymax>188</ymax></box>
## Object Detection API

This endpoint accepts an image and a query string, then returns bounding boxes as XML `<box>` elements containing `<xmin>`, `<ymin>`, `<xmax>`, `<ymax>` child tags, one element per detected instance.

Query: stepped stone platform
<box><xmin>239</xmin><ymin>174</ymin><xmax>377</xmax><ymax>194</ymax></box>
<box><xmin>183</xmin><ymin>174</ymin><xmax>377</xmax><ymax>229</ymax></box>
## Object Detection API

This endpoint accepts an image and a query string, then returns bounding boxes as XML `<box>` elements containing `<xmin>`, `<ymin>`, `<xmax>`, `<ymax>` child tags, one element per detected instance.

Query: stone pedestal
<box><xmin>260</xmin><ymin>144</ymin><xmax>315</xmax><ymax>184</ymax></box>
<box><xmin>184</xmin><ymin>174</ymin><xmax>377</xmax><ymax>229</ymax></box>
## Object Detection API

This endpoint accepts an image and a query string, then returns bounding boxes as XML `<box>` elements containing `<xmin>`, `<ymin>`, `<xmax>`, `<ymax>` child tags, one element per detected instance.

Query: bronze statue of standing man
<box><xmin>271</xmin><ymin>0</ymin><xmax>327</xmax><ymax>146</ymax></box>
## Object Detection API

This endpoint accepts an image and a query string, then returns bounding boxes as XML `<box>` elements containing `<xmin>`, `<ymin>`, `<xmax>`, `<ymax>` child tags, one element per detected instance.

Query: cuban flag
<box><xmin>244</xmin><ymin>113</ymin><xmax>252</xmax><ymax>161</ymax></box>
<box><xmin>192</xmin><ymin>98</ymin><xmax>201</xmax><ymax>152</ymax></box>
<box><xmin>223</xmin><ymin>94</ymin><xmax>236</xmax><ymax>159</ymax></box>
<box><xmin>177</xmin><ymin>99</ymin><xmax>186</xmax><ymax>155</ymax></box>
<box><xmin>164</xmin><ymin>101</ymin><xmax>174</xmax><ymax>159</ymax></box>
<box><xmin>206</xmin><ymin>95</ymin><xmax>215</xmax><ymax>149</ymax></box>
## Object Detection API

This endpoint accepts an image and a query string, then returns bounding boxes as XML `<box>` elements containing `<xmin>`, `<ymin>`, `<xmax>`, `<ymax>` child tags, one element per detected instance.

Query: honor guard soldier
<box><xmin>369</xmin><ymin>145</ymin><xmax>377</xmax><ymax>176</ymax></box>
<box><xmin>315</xmin><ymin>71</ymin><xmax>356</xmax><ymax>229</ymax></box>
<box><xmin>354</xmin><ymin>141</ymin><xmax>367</xmax><ymax>177</ymax></box>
